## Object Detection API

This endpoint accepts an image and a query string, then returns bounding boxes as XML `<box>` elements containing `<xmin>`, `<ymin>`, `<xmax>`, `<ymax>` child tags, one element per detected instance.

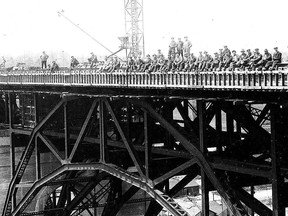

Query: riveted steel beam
<box><xmin>104</xmin><ymin>98</ymin><xmax>145</xmax><ymax>178</ymax></box>
<box><xmin>131</xmin><ymin>99</ymin><xmax>246</xmax><ymax>216</ymax></box>
<box><xmin>68</xmin><ymin>99</ymin><xmax>98</xmax><ymax>162</ymax></box>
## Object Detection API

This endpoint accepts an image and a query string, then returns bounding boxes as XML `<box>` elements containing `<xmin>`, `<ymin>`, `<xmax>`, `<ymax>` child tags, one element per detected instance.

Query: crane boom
<box><xmin>58</xmin><ymin>10</ymin><xmax>114</xmax><ymax>54</ymax></box>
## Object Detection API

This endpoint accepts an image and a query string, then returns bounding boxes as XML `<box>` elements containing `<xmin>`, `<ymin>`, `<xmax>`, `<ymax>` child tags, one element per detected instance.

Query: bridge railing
<box><xmin>0</xmin><ymin>69</ymin><xmax>287</xmax><ymax>89</ymax></box>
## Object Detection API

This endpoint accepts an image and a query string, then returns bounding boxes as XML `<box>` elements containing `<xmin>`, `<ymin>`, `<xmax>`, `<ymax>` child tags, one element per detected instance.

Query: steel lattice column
<box><xmin>124</xmin><ymin>0</ymin><xmax>145</xmax><ymax>57</ymax></box>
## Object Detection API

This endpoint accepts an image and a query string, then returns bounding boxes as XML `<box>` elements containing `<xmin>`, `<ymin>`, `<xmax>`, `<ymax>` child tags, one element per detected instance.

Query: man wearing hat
<box><xmin>210</xmin><ymin>52</ymin><xmax>220</xmax><ymax>71</ymax></box>
<box><xmin>168</xmin><ymin>37</ymin><xmax>177</xmax><ymax>58</ymax></box>
<box><xmin>142</xmin><ymin>54</ymin><xmax>152</xmax><ymax>72</ymax></box>
<box><xmin>109</xmin><ymin>56</ymin><xmax>121</xmax><ymax>72</ymax></box>
<box><xmin>88</xmin><ymin>52</ymin><xmax>98</xmax><ymax>68</ymax></box>
<box><xmin>177</xmin><ymin>38</ymin><xmax>184</xmax><ymax>58</ymax></box>
<box><xmin>240</xmin><ymin>49</ymin><xmax>252</xmax><ymax>70</ymax></box>
<box><xmin>223</xmin><ymin>45</ymin><xmax>231</xmax><ymax>56</ymax></box>
<box><xmin>157</xmin><ymin>49</ymin><xmax>163</xmax><ymax>59</ymax></box>
<box><xmin>201</xmin><ymin>51</ymin><xmax>212</xmax><ymax>71</ymax></box>
<box><xmin>256</xmin><ymin>49</ymin><xmax>272</xmax><ymax>70</ymax></box>
<box><xmin>188</xmin><ymin>53</ymin><xmax>197</xmax><ymax>71</ymax></box>
<box><xmin>271</xmin><ymin>47</ymin><xmax>282</xmax><ymax>70</ymax></box>
<box><xmin>229</xmin><ymin>50</ymin><xmax>240</xmax><ymax>71</ymax></box>
<box><xmin>148</xmin><ymin>54</ymin><xmax>158</xmax><ymax>72</ymax></box>
<box><xmin>70</xmin><ymin>56</ymin><xmax>79</xmax><ymax>68</ymax></box>
<box><xmin>222</xmin><ymin>52</ymin><xmax>232</xmax><ymax>71</ymax></box>
<box><xmin>183</xmin><ymin>36</ymin><xmax>192</xmax><ymax>57</ymax></box>
<box><xmin>238</xmin><ymin>49</ymin><xmax>247</xmax><ymax>70</ymax></box>
<box><xmin>50</xmin><ymin>61</ymin><xmax>59</xmax><ymax>73</ymax></box>
<box><xmin>172</xmin><ymin>53</ymin><xmax>183</xmax><ymax>71</ymax></box>
<box><xmin>40</xmin><ymin>51</ymin><xmax>49</xmax><ymax>69</ymax></box>
<box><xmin>195</xmin><ymin>51</ymin><xmax>204</xmax><ymax>71</ymax></box>
<box><xmin>249</xmin><ymin>48</ymin><xmax>262</xmax><ymax>70</ymax></box>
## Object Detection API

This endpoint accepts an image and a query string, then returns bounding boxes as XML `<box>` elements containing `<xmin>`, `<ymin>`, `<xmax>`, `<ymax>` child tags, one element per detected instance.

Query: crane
<box><xmin>58</xmin><ymin>0</ymin><xmax>145</xmax><ymax>60</ymax></box>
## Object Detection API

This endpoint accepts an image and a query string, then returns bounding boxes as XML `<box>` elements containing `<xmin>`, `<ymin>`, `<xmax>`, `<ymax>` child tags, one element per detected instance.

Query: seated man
<box><xmin>221</xmin><ymin>52</ymin><xmax>232</xmax><ymax>71</ymax></box>
<box><xmin>256</xmin><ymin>49</ymin><xmax>272</xmax><ymax>70</ymax></box>
<box><xmin>237</xmin><ymin>49</ymin><xmax>247</xmax><ymax>70</ymax></box>
<box><xmin>249</xmin><ymin>48</ymin><xmax>262</xmax><ymax>70</ymax></box>
<box><xmin>149</xmin><ymin>54</ymin><xmax>159</xmax><ymax>72</ymax></box>
<box><xmin>109</xmin><ymin>56</ymin><xmax>121</xmax><ymax>72</ymax></box>
<box><xmin>127</xmin><ymin>56</ymin><xmax>136</xmax><ymax>72</ymax></box>
<box><xmin>163</xmin><ymin>56</ymin><xmax>173</xmax><ymax>72</ymax></box>
<box><xmin>51</xmin><ymin>61</ymin><xmax>60</xmax><ymax>72</ymax></box>
<box><xmin>201</xmin><ymin>51</ymin><xmax>212</xmax><ymax>71</ymax></box>
<box><xmin>157</xmin><ymin>54</ymin><xmax>166</xmax><ymax>72</ymax></box>
<box><xmin>182</xmin><ymin>53</ymin><xmax>190</xmax><ymax>72</ymax></box>
<box><xmin>195</xmin><ymin>52</ymin><xmax>204</xmax><ymax>71</ymax></box>
<box><xmin>265</xmin><ymin>47</ymin><xmax>282</xmax><ymax>70</ymax></box>
<box><xmin>188</xmin><ymin>53</ymin><xmax>197</xmax><ymax>71</ymax></box>
<box><xmin>172</xmin><ymin>53</ymin><xmax>183</xmax><ymax>71</ymax></box>
<box><xmin>142</xmin><ymin>54</ymin><xmax>152</xmax><ymax>72</ymax></box>
<box><xmin>88</xmin><ymin>52</ymin><xmax>98</xmax><ymax>68</ymax></box>
<box><xmin>210</xmin><ymin>52</ymin><xmax>220</xmax><ymax>71</ymax></box>
<box><xmin>70</xmin><ymin>56</ymin><xmax>80</xmax><ymax>68</ymax></box>
<box><xmin>135</xmin><ymin>56</ymin><xmax>144</xmax><ymax>72</ymax></box>
<box><xmin>103</xmin><ymin>56</ymin><xmax>113</xmax><ymax>72</ymax></box>
<box><xmin>229</xmin><ymin>50</ymin><xmax>240</xmax><ymax>71</ymax></box>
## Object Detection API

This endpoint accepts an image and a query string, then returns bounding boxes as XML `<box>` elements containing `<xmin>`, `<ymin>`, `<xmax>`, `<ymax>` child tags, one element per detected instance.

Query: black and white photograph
<box><xmin>0</xmin><ymin>0</ymin><xmax>287</xmax><ymax>215</ymax></box>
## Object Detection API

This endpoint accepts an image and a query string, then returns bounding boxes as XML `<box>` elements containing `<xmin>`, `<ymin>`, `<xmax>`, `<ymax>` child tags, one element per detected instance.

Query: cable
<box><xmin>57</xmin><ymin>10</ymin><xmax>114</xmax><ymax>54</ymax></box>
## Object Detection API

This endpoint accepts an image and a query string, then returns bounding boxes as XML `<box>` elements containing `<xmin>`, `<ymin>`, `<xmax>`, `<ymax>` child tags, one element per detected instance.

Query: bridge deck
<box><xmin>1</xmin><ymin>69</ymin><xmax>288</xmax><ymax>101</ymax></box>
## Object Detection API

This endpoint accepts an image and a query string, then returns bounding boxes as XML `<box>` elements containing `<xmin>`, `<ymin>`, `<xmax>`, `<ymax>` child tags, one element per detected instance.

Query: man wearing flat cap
<box><xmin>169</xmin><ymin>37</ymin><xmax>177</xmax><ymax>58</ymax></box>
<box><xmin>266</xmin><ymin>47</ymin><xmax>282</xmax><ymax>70</ymax></box>
<box><xmin>238</xmin><ymin>49</ymin><xmax>247</xmax><ymax>69</ymax></box>
<box><xmin>88</xmin><ymin>52</ymin><xmax>98</xmax><ymax>68</ymax></box>
<box><xmin>177</xmin><ymin>38</ymin><xmax>184</xmax><ymax>58</ymax></box>
<box><xmin>223</xmin><ymin>45</ymin><xmax>231</xmax><ymax>56</ymax></box>
<box><xmin>230</xmin><ymin>50</ymin><xmax>240</xmax><ymax>71</ymax></box>
<box><xmin>183</xmin><ymin>36</ymin><xmax>192</xmax><ymax>57</ymax></box>
<box><xmin>257</xmin><ymin>49</ymin><xmax>272</xmax><ymax>70</ymax></box>
<box><xmin>249</xmin><ymin>48</ymin><xmax>262</xmax><ymax>70</ymax></box>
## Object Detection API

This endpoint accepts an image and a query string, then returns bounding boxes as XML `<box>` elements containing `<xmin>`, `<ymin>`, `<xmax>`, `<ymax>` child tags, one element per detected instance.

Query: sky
<box><xmin>0</xmin><ymin>0</ymin><xmax>288</xmax><ymax>65</ymax></box>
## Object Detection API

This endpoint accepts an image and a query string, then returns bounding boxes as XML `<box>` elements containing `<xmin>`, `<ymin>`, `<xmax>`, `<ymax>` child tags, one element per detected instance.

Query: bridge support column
<box><xmin>215</xmin><ymin>101</ymin><xmax>222</xmax><ymax>153</ymax></box>
<box><xmin>8</xmin><ymin>93</ymin><xmax>16</xmax><ymax>211</ymax></box>
<box><xmin>271</xmin><ymin>105</ymin><xmax>285</xmax><ymax>216</ymax></box>
<box><xmin>100</xmin><ymin>99</ymin><xmax>108</xmax><ymax>162</ymax></box>
<box><xmin>197</xmin><ymin>100</ymin><xmax>209</xmax><ymax>216</ymax></box>
<box><xmin>144</xmin><ymin>111</ymin><xmax>151</xmax><ymax>178</ymax></box>
<box><xmin>226</xmin><ymin>101</ymin><xmax>234</xmax><ymax>145</ymax></box>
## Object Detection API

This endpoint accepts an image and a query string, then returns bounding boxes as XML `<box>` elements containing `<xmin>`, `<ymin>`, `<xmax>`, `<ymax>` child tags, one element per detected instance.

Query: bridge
<box><xmin>1</xmin><ymin>69</ymin><xmax>288</xmax><ymax>216</ymax></box>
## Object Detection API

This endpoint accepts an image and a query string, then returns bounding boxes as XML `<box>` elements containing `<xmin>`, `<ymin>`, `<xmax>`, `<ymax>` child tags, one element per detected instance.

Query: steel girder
<box><xmin>3</xmin><ymin>96</ymin><xmax>77</xmax><ymax>216</ymax></box>
<box><xmin>5</xmin><ymin>96</ymin><xmax>195</xmax><ymax>216</ymax></box>
<box><xmin>130</xmin><ymin>99</ymin><xmax>248</xmax><ymax>216</ymax></box>
<box><xmin>4</xmin><ymin>94</ymin><xmax>288</xmax><ymax>216</ymax></box>
<box><xmin>11</xmin><ymin>163</ymin><xmax>190</xmax><ymax>216</ymax></box>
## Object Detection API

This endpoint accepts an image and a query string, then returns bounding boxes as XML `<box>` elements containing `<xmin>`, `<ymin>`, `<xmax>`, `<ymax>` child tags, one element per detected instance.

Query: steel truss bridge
<box><xmin>1</xmin><ymin>69</ymin><xmax>288</xmax><ymax>216</ymax></box>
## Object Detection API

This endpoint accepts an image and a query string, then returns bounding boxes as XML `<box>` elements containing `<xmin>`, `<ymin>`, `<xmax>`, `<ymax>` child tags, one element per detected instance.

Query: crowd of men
<box><xmin>126</xmin><ymin>37</ymin><xmax>283</xmax><ymax>73</ymax></box>
<box><xmin>39</xmin><ymin>36</ymin><xmax>284</xmax><ymax>73</ymax></box>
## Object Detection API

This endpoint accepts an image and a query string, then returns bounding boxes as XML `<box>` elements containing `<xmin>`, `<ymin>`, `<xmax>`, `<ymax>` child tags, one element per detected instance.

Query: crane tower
<box><xmin>124</xmin><ymin>0</ymin><xmax>145</xmax><ymax>58</ymax></box>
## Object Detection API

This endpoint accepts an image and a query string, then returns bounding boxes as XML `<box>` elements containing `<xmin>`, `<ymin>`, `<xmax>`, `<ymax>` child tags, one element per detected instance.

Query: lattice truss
<box><xmin>1</xmin><ymin>92</ymin><xmax>287</xmax><ymax>216</ymax></box>
<box><xmin>124</xmin><ymin>0</ymin><xmax>145</xmax><ymax>58</ymax></box>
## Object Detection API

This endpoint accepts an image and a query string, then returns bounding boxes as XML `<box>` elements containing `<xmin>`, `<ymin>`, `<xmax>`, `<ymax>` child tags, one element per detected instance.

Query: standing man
<box><xmin>177</xmin><ymin>38</ymin><xmax>184</xmax><ymax>57</ymax></box>
<box><xmin>168</xmin><ymin>37</ymin><xmax>177</xmax><ymax>59</ymax></box>
<box><xmin>40</xmin><ymin>51</ymin><xmax>49</xmax><ymax>69</ymax></box>
<box><xmin>183</xmin><ymin>36</ymin><xmax>192</xmax><ymax>57</ymax></box>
